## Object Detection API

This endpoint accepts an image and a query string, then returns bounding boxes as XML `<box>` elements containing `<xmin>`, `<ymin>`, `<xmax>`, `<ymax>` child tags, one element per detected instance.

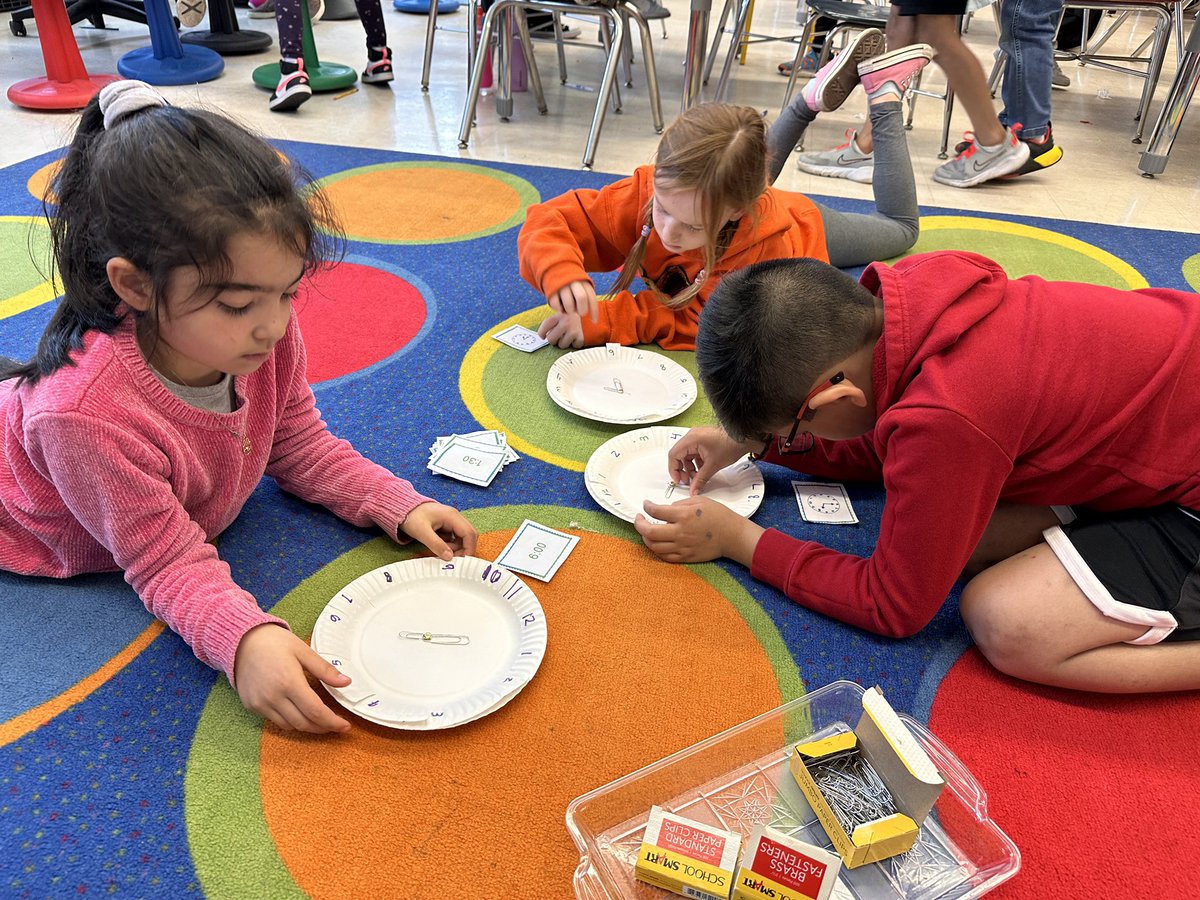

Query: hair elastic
<box><xmin>639</xmin><ymin>224</ymin><xmax>651</xmax><ymax>239</ymax></box>
<box><xmin>98</xmin><ymin>80</ymin><xmax>169</xmax><ymax>131</ymax></box>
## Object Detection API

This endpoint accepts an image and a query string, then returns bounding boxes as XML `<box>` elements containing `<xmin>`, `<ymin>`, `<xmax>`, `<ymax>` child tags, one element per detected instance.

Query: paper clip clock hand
<box><xmin>399</xmin><ymin>631</ymin><xmax>472</xmax><ymax>646</ymax></box>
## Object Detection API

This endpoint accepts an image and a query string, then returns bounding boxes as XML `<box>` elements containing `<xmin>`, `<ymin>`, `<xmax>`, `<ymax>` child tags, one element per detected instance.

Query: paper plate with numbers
<box><xmin>310</xmin><ymin>556</ymin><xmax>547</xmax><ymax>730</ymax></box>
<box><xmin>546</xmin><ymin>343</ymin><xmax>697</xmax><ymax>424</ymax></box>
<box><xmin>584</xmin><ymin>426</ymin><xmax>765</xmax><ymax>524</ymax></box>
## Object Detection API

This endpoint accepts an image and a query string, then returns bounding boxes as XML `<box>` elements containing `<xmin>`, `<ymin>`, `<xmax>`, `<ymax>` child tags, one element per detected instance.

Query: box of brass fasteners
<box><xmin>732</xmin><ymin>825</ymin><xmax>841</xmax><ymax>900</ymax></box>
<box><xmin>789</xmin><ymin>687</ymin><xmax>946</xmax><ymax>869</ymax></box>
<box><xmin>634</xmin><ymin>805</ymin><xmax>741</xmax><ymax>900</ymax></box>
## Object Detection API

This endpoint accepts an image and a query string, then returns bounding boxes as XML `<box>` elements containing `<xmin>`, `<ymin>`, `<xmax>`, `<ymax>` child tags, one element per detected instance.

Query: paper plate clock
<box><xmin>546</xmin><ymin>343</ymin><xmax>697</xmax><ymax>424</ymax></box>
<box><xmin>584</xmin><ymin>426</ymin><xmax>765</xmax><ymax>524</ymax></box>
<box><xmin>311</xmin><ymin>556</ymin><xmax>547</xmax><ymax>729</ymax></box>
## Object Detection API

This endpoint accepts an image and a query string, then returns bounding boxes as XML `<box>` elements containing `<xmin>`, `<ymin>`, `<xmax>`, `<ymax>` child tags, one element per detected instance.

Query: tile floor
<box><xmin>1</xmin><ymin>0</ymin><xmax>1198</xmax><ymax>233</ymax></box>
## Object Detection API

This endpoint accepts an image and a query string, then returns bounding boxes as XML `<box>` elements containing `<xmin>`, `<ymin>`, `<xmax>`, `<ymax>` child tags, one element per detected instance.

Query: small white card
<box><xmin>496</xmin><ymin>519</ymin><xmax>579</xmax><ymax>582</ymax></box>
<box><xmin>429</xmin><ymin>437</ymin><xmax>508</xmax><ymax>486</ymax></box>
<box><xmin>792</xmin><ymin>481</ymin><xmax>859</xmax><ymax>525</ymax></box>
<box><xmin>493</xmin><ymin>324</ymin><xmax>549</xmax><ymax>352</ymax></box>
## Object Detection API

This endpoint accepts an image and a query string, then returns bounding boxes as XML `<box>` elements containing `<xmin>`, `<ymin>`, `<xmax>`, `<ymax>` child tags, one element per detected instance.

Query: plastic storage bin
<box><xmin>567</xmin><ymin>680</ymin><xmax>1020</xmax><ymax>899</ymax></box>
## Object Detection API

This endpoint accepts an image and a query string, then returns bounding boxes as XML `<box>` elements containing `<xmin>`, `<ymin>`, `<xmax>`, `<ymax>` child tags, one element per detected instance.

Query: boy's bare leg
<box><xmin>961</xmin><ymin>545</ymin><xmax>1200</xmax><ymax>693</ymax></box>
<box><xmin>913</xmin><ymin>15</ymin><xmax>1006</xmax><ymax>145</ymax></box>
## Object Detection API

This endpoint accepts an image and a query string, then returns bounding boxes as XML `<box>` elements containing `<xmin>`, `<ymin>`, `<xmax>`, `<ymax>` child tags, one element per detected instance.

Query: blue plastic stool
<box><xmin>117</xmin><ymin>0</ymin><xmax>225</xmax><ymax>84</ymax></box>
<box><xmin>394</xmin><ymin>0</ymin><xmax>460</xmax><ymax>14</ymax></box>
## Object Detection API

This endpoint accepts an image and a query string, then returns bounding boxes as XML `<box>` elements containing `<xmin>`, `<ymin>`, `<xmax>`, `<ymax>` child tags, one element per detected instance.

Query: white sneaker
<box><xmin>932</xmin><ymin>126</ymin><xmax>1031</xmax><ymax>188</ymax></box>
<box><xmin>796</xmin><ymin>129</ymin><xmax>874</xmax><ymax>184</ymax></box>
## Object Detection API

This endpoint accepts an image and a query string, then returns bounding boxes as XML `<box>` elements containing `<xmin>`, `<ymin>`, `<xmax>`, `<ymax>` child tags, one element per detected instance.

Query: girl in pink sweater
<box><xmin>0</xmin><ymin>81</ymin><xmax>477</xmax><ymax>734</ymax></box>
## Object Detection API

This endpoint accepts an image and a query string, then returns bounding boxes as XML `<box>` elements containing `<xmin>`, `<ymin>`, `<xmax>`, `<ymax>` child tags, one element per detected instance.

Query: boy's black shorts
<box><xmin>1043</xmin><ymin>505</ymin><xmax>1200</xmax><ymax>644</ymax></box>
<box><xmin>892</xmin><ymin>0</ymin><xmax>968</xmax><ymax>16</ymax></box>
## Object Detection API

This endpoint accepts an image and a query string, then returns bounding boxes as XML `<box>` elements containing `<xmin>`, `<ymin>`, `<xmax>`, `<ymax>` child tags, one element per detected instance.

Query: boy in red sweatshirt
<box><xmin>636</xmin><ymin>252</ymin><xmax>1200</xmax><ymax>693</ymax></box>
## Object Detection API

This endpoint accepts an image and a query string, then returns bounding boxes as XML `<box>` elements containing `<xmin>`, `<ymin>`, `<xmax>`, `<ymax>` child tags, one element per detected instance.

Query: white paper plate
<box><xmin>310</xmin><ymin>556</ymin><xmax>547</xmax><ymax>730</ymax></box>
<box><xmin>546</xmin><ymin>343</ymin><xmax>697</xmax><ymax>424</ymax></box>
<box><xmin>584</xmin><ymin>426</ymin><xmax>765</xmax><ymax>524</ymax></box>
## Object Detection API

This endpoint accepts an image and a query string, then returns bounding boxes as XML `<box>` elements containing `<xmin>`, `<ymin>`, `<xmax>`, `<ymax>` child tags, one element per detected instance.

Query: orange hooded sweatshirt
<box><xmin>517</xmin><ymin>165</ymin><xmax>829</xmax><ymax>350</ymax></box>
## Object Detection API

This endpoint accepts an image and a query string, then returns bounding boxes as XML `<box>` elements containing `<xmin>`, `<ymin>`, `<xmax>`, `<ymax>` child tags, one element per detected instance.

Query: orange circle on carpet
<box><xmin>929</xmin><ymin>648</ymin><xmax>1199</xmax><ymax>898</ymax></box>
<box><xmin>294</xmin><ymin>259</ymin><xmax>428</xmax><ymax>383</ymax></box>
<box><xmin>314</xmin><ymin>162</ymin><xmax>539</xmax><ymax>244</ymax></box>
<box><xmin>257</xmin><ymin>530</ymin><xmax>786</xmax><ymax>898</ymax></box>
<box><xmin>26</xmin><ymin>160</ymin><xmax>60</xmax><ymax>205</ymax></box>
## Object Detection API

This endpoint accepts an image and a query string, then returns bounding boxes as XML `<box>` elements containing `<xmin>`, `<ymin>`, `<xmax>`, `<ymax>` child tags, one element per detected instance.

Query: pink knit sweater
<box><xmin>0</xmin><ymin>311</ymin><xmax>432</xmax><ymax>681</ymax></box>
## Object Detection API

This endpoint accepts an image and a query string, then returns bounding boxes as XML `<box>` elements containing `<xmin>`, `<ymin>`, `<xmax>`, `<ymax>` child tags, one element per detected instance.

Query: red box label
<box><xmin>751</xmin><ymin>836</ymin><xmax>829</xmax><ymax>894</ymax></box>
<box><xmin>659</xmin><ymin>819</ymin><xmax>728</xmax><ymax>866</ymax></box>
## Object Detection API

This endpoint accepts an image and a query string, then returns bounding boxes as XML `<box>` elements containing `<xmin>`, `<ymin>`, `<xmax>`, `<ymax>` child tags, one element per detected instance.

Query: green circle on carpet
<box><xmin>0</xmin><ymin>216</ymin><xmax>56</xmax><ymax>319</ymax></box>
<box><xmin>908</xmin><ymin>216</ymin><xmax>1147</xmax><ymax>288</ymax></box>
<box><xmin>183</xmin><ymin>504</ymin><xmax>803</xmax><ymax>899</ymax></box>
<box><xmin>460</xmin><ymin>307</ymin><xmax>717</xmax><ymax>471</ymax></box>
<box><xmin>1183</xmin><ymin>253</ymin><xmax>1200</xmax><ymax>292</ymax></box>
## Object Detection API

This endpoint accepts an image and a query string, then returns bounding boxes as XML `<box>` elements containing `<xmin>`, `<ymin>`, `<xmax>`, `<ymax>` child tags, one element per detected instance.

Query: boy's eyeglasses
<box><xmin>753</xmin><ymin>372</ymin><xmax>845</xmax><ymax>458</ymax></box>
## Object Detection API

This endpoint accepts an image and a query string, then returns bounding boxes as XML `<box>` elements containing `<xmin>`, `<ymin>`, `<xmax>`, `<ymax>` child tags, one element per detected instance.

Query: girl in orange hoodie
<box><xmin>518</xmin><ymin>32</ymin><xmax>933</xmax><ymax>350</ymax></box>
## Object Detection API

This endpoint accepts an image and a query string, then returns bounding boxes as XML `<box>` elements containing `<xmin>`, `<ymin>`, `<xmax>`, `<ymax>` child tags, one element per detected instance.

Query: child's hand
<box><xmin>668</xmin><ymin>427</ymin><xmax>758</xmax><ymax>495</ymax></box>
<box><xmin>547</xmin><ymin>281</ymin><xmax>598</xmax><ymax>322</ymax></box>
<box><xmin>234</xmin><ymin>624</ymin><xmax>352</xmax><ymax>734</ymax></box>
<box><xmin>400</xmin><ymin>502</ymin><xmax>479</xmax><ymax>561</ymax></box>
<box><xmin>635</xmin><ymin>497</ymin><xmax>765</xmax><ymax>567</ymax></box>
<box><xmin>538</xmin><ymin>312</ymin><xmax>585</xmax><ymax>349</ymax></box>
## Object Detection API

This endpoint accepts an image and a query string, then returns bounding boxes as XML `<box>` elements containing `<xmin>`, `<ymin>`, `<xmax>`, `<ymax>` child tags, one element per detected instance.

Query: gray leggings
<box><xmin>766</xmin><ymin>99</ymin><xmax>919</xmax><ymax>268</ymax></box>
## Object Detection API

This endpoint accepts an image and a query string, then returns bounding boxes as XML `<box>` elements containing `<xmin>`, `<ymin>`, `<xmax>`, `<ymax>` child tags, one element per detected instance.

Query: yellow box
<box><xmin>732</xmin><ymin>825</ymin><xmax>842</xmax><ymax>900</ymax></box>
<box><xmin>635</xmin><ymin>806</ymin><xmax>741</xmax><ymax>900</ymax></box>
<box><xmin>789</xmin><ymin>687</ymin><xmax>945</xmax><ymax>869</ymax></box>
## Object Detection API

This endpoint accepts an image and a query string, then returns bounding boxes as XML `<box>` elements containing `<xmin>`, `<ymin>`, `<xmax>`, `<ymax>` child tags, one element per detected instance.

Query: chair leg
<box><xmin>459</xmin><ymin>0</ymin><xmax>509</xmax><ymax>146</ymax></box>
<box><xmin>514</xmin><ymin>7</ymin><xmax>548</xmax><ymax>114</ymax></box>
<box><xmin>1133</xmin><ymin>10</ymin><xmax>1173</xmax><ymax>141</ymax></box>
<box><xmin>626</xmin><ymin>4</ymin><xmax>665</xmax><ymax>132</ymax></box>
<box><xmin>713</xmin><ymin>0</ymin><xmax>755</xmax><ymax>100</ymax></box>
<box><xmin>702</xmin><ymin>0</ymin><xmax>739</xmax><ymax>86</ymax></box>
<box><xmin>780</xmin><ymin>14</ymin><xmax>818</xmax><ymax>112</ymax></box>
<box><xmin>583</xmin><ymin>10</ymin><xmax>628</xmax><ymax>168</ymax></box>
<box><xmin>599</xmin><ymin>17</ymin><xmax>624</xmax><ymax>113</ymax></box>
<box><xmin>940</xmin><ymin>83</ymin><xmax>955</xmax><ymax>158</ymax></box>
<box><xmin>421</xmin><ymin>0</ymin><xmax>439</xmax><ymax>91</ymax></box>
<box><xmin>553</xmin><ymin>11</ymin><xmax>568</xmax><ymax>82</ymax></box>
<box><xmin>1139</xmin><ymin>17</ymin><xmax>1200</xmax><ymax>175</ymax></box>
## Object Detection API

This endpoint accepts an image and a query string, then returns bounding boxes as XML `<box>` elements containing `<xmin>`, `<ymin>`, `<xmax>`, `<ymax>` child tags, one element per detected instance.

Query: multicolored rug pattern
<box><xmin>0</xmin><ymin>140</ymin><xmax>1198</xmax><ymax>899</ymax></box>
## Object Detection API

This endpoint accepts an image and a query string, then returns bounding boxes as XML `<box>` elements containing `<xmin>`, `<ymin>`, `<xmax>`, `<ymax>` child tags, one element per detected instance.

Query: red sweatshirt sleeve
<box><xmin>751</xmin><ymin>410</ymin><xmax>1013</xmax><ymax>637</ymax></box>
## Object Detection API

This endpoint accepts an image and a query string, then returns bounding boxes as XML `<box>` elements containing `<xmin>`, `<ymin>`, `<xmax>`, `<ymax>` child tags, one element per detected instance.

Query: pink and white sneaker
<box><xmin>858</xmin><ymin>43</ymin><xmax>934</xmax><ymax>100</ymax></box>
<box><xmin>362</xmin><ymin>46</ymin><xmax>394</xmax><ymax>84</ymax></box>
<box><xmin>269</xmin><ymin>58</ymin><xmax>312</xmax><ymax>112</ymax></box>
<box><xmin>800</xmin><ymin>27</ymin><xmax>886</xmax><ymax>113</ymax></box>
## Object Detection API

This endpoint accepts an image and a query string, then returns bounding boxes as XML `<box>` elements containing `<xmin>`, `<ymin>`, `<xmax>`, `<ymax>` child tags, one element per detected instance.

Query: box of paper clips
<box><xmin>790</xmin><ymin>687</ymin><xmax>945</xmax><ymax>868</ymax></box>
<box><xmin>567</xmin><ymin>680</ymin><xmax>1020</xmax><ymax>900</ymax></box>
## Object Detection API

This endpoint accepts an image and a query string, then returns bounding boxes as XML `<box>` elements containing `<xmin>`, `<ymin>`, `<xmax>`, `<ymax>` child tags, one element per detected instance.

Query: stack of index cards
<box><xmin>427</xmin><ymin>430</ymin><xmax>519</xmax><ymax>487</ymax></box>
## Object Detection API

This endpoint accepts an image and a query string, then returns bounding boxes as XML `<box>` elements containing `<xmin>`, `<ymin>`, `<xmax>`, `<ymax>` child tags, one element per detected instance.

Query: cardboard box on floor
<box><xmin>789</xmin><ymin>687</ymin><xmax>946</xmax><ymax>868</ymax></box>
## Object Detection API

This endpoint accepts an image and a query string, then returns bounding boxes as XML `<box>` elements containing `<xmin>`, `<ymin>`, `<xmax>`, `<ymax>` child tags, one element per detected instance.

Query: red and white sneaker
<box><xmin>362</xmin><ymin>46</ymin><xmax>394</xmax><ymax>84</ymax></box>
<box><xmin>858</xmin><ymin>43</ymin><xmax>934</xmax><ymax>100</ymax></box>
<box><xmin>800</xmin><ymin>27</ymin><xmax>887</xmax><ymax>113</ymax></box>
<box><xmin>269</xmin><ymin>58</ymin><xmax>312</xmax><ymax>112</ymax></box>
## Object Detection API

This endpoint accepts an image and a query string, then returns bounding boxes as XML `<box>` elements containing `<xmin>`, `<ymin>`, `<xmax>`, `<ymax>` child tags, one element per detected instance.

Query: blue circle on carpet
<box><xmin>0</xmin><ymin>571</ymin><xmax>155</xmax><ymax>720</ymax></box>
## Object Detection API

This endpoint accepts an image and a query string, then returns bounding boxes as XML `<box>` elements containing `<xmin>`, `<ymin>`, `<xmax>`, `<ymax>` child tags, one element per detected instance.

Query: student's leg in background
<box><xmin>275</xmin><ymin>0</ymin><xmax>304</xmax><ymax>59</ymax></box>
<box><xmin>353</xmin><ymin>0</ymin><xmax>388</xmax><ymax>48</ymax></box>
<box><xmin>813</xmin><ymin>97</ymin><xmax>920</xmax><ymax>266</ymax></box>
<box><xmin>998</xmin><ymin>0</ymin><xmax>1061</xmax><ymax>141</ymax></box>
<box><xmin>914</xmin><ymin>14</ymin><xmax>1006</xmax><ymax>145</ymax></box>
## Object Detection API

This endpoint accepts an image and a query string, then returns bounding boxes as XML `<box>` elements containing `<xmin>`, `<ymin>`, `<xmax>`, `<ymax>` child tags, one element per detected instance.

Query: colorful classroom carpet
<box><xmin>0</xmin><ymin>142</ymin><xmax>1197</xmax><ymax>899</ymax></box>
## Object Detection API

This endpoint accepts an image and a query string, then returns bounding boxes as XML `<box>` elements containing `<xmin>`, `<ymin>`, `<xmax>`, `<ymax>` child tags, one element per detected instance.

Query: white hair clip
<box><xmin>98</xmin><ymin>80</ymin><xmax>169</xmax><ymax>131</ymax></box>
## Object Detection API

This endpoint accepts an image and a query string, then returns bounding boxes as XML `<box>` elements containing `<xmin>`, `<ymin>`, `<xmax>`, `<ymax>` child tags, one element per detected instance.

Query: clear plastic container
<box><xmin>567</xmin><ymin>680</ymin><xmax>1020</xmax><ymax>900</ymax></box>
